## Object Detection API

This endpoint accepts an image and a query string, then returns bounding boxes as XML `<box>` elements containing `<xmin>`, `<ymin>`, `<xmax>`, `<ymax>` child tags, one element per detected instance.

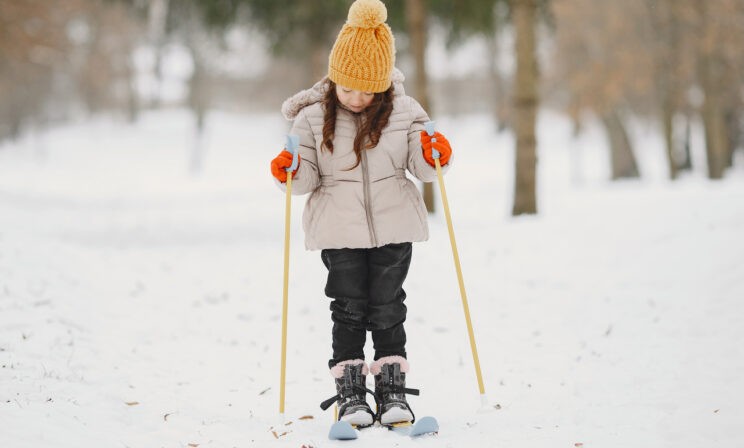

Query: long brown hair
<box><xmin>321</xmin><ymin>79</ymin><xmax>394</xmax><ymax>170</ymax></box>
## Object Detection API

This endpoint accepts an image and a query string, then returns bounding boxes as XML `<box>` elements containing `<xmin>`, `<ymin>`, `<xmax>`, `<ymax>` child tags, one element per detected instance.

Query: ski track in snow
<box><xmin>1</xmin><ymin>110</ymin><xmax>743</xmax><ymax>447</ymax></box>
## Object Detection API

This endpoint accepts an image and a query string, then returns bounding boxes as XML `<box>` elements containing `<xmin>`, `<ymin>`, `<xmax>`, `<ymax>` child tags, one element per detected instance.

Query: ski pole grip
<box><xmin>424</xmin><ymin>121</ymin><xmax>440</xmax><ymax>160</ymax></box>
<box><xmin>285</xmin><ymin>134</ymin><xmax>300</xmax><ymax>172</ymax></box>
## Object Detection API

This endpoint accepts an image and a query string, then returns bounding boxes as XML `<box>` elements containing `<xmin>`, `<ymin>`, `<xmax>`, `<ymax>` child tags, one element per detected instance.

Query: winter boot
<box><xmin>371</xmin><ymin>356</ymin><xmax>420</xmax><ymax>425</ymax></box>
<box><xmin>319</xmin><ymin>360</ymin><xmax>375</xmax><ymax>427</ymax></box>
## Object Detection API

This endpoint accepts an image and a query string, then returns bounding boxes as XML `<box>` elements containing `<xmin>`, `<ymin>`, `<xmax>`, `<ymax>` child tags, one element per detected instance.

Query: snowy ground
<box><xmin>1</xmin><ymin>109</ymin><xmax>742</xmax><ymax>448</ymax></box>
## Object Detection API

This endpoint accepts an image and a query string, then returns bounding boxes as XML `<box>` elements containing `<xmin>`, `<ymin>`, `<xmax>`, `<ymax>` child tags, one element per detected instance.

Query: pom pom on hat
<box><xmin>347</xmin><ymin>0</ymin><xmax>387</xmax><ymax>29</ymax></box>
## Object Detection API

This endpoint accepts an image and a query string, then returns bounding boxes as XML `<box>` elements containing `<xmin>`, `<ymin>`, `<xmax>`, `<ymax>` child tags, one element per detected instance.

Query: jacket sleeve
<box><xmin>406</xmin><ymin>96</ymin><xmax>452</xmax><ymax>183</ymax></box>
<box><xmin>275</xmin><ymin>108</ymin><xmax>321</xmax><ymax>195</ymax></box>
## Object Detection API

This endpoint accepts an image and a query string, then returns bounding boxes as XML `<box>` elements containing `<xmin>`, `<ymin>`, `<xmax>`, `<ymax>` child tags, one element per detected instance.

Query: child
<box><xmin>270</xmin><ymin>0</ymin><xmax>453</xmax><ymax>428</ymax></box>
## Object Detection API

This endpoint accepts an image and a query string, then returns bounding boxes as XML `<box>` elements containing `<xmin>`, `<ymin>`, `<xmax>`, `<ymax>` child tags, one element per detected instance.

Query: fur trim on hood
<box><xmin>281</xmin><ymin>68</ymin><xmax>406</xmax><ymax>121</ymax></box>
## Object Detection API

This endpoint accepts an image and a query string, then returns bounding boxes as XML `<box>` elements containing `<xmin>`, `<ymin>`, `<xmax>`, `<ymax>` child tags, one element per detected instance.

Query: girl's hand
<box><xmin>420</xmin><ymin>131</ymin><xmax>452</xmax><ymax>167</ymax></box>
<box><xmin>271</xmin><ymin>149</ymin><xmax>300</xmax><ymax>183</ymax></box>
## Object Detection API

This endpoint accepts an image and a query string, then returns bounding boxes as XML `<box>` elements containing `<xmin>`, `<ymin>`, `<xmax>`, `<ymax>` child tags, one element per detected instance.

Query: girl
<box><xmin>270</xmin><ymin>0</ymin><xmax>453</xmax><ymax>428</ymax></box>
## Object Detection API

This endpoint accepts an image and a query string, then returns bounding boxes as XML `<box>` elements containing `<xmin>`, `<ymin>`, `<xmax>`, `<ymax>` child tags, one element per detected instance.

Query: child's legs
<box><xmin>367</xmin><ymin>242</ymin><xmax>412</xmax><ymax>360</ymax></box>
<box><xmin>321</xmin><ymin>248</ymin><xmax>369</xmax><ymax>368</ymax></box>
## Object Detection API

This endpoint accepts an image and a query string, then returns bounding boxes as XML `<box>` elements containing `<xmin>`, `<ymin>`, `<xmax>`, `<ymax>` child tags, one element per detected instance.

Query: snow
<box><xmin>1</xmin><ymin>109</ymin><xmax>743</xmax><ymax>447</ymax></box>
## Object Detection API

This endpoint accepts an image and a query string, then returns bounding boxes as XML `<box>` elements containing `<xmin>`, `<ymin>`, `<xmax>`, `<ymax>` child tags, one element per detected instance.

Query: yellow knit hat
<box><xmin>328</xmin><ymin>0</ymin><xmax>395</xmax><ymax>93</ymax></box>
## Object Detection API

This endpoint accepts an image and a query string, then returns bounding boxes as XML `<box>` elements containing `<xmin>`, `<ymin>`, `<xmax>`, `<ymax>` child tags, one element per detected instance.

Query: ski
<box><xmin>328</xmin><ymin>416</ymin><xmax>439</xmax><ymax>440</ymax></box>
<box><xmin>328</xmin><ymin>420</ymin><xmax>358</xmax><ymax>440</ymax></box>
<box><xmin>386</xmin><ymin>416</ymin><xmax>439</xmax><ymax>437</ymax></box>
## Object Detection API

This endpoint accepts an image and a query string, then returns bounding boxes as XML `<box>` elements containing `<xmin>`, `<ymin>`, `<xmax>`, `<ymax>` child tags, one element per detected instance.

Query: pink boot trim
<box><xmin>330</xmin><ymin>359</ymin><xmax>369</xmax><ymax>379</ymax></box>
<box><xmin>370</xmin><ymin>356</ymin><xmax>409</xmax><ymax>376</ymax></box>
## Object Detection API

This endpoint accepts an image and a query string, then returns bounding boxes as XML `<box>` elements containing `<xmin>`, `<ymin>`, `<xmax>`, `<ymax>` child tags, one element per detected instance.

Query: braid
<box><xmin>321</xmin><ymin>79</ymin><xmax>338</xmax><ymax>153</ymax></box>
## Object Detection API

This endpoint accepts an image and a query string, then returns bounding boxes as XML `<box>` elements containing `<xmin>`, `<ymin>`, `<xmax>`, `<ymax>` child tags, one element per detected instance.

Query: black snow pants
<box><xmin>321</xmin><ymin>242</ymin><xmax>412</xmax><ymax>369</ymax></box>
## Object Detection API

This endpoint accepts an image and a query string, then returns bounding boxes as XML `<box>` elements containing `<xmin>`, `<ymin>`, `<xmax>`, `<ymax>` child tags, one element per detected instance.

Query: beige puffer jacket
<box><xmin>278</xmin><ymin>69</ymin><xmax>451</xmax><ymax>250</ymax></box>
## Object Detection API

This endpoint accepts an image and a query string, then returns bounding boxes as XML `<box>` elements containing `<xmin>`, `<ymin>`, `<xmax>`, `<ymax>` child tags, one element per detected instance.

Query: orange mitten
<box><xmin>420</xmin><ymin>131</ymin><xmax>452</xmax><ymax>167</ymax></box>
<box><xmin>271</xmin><ymin>149</ymin><xmax>300</xmax><ymax>183</ymax></box>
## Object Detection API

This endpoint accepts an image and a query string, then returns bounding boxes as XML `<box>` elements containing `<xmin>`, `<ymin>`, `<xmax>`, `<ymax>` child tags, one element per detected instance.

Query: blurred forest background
<box><xmin>1</xmin><ymin>0</ymin><xmax>743</xmax><ymax>215</ymax></box>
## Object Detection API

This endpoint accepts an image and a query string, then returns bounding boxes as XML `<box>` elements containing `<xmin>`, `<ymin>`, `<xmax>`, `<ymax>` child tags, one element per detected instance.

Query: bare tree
<box><xmin>404</xmin><ymin>0</ymin><xmax>437</xmax><ymax>213</ymax></box>
<box><xmin>549</xmin><ymin>0</ymin><xmax>647</xmax><ymax>180</ymax></box>
<box><xmin>511</xmin><ymin>0</ymin><xmax>539</xmax><ymax>215</ymax></box>
<box><xmin>75</xmin><ymin>1</ymin><xmax>142</xmax><ymax>119</ymax></box>
<box><xmin>551</xmin><ymin>0</ymin><xmax>744</xmax><ymax>180</ymax></box>
<box><xmin>601</xmin><ymin>110</ymin><xmax>639</xmax><ymax>179</ymax></box>
<box><xmin>687</xmin><ymin>0</ymin><xmax>744</xmax><ymax>178</ymax></box>
<box><xmin>0</xmin><ymin>0</ymin><xmax>147</xmax><ymax>146</ymax></box>
<box><xmin>0</xmin><ymin>0</ymin><xmax>81</xmax><ymax>141</ymax></box>
<box><xmin>645</xmin><ymin>0</ymin><xmax>688</xmax><ymax>179</ymax></box>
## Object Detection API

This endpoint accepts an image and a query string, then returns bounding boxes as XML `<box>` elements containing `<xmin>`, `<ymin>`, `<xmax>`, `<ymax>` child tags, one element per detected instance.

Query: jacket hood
<box><xmin>281</xmin><ymin>67</ymin><xmax>407</xmax><ymax>121</ymax></box>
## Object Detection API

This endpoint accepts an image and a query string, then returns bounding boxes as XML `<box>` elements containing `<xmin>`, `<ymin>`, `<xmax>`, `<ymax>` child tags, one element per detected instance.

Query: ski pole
<box><xmin>280</xmin><ymin>134</ymin><xmax>300</xmax><ymax>418</ymax></box>
<box><xmin>424</xmin><ymin>121</ymin><xmax>487</xmax><ymax>406</ymax></box>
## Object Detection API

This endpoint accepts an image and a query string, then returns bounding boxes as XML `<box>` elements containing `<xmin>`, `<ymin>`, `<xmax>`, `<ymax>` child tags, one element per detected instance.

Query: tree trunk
<box><xmin>699</xmin><ymin>53</ymin><xmax>728</xmax><ymax>179</ymax></box>
<box><xmin>657</xmin><ymin>0</ymin><xmax>680</xmax><ymax>180</ymax></box>
<box><xmin>148</xmin><ymin>0</ymin><xmax>169</xmax><ymax>108</ymax></box>
<box><xmin>188</xmin><ymin>47</ymin><xmax>208</xmax><ymax>175</ymax></box>
<box><xmin>125</xmin><ymin>58</ymin><xmax>139</xmax><ymax>123</ymax></box>
<box><xmin>697</xmin><ymin>2</ymin><xmax>728</xmax><ymax>179</ymax></box>
<box><xmin>701</xmin><ymin>88</ymin><xmax>728</xmax><ymax>179</ymax></box>
<box><xmin>600</xmin><ymin>109</ymin><xmax>640</xmax><ymax>179</ymax></box>
<box><xmin>679</xmin><ymin>116</ymin><xmax>693</xmax><ymax>171</ymax></box>
<box><xmin>724</xmin><ymin>107</ymin><xmax>739</xmax><ymax>168</ymax></box>
<box><xmin>405</xmin><ymin>0</ymin><xmax>435</xmax><ymax>213</ymax></box>
<box><xmin>511</xmin><ymin>0</ymin><xmax>538</xmax><ymax>216</ymax></box>
<box><xmin>184</xmin><ymin>9</ymin><xmax>209</xmax><ymax>176</ymax></box>
<box><xmin>661</xmin><ymin>100</ymin><xmax>678</xmax><ymax>179</ymax></box>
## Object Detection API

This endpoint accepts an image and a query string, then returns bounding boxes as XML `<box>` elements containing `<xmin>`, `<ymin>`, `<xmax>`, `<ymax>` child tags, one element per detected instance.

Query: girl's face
<box><xmin>335</xmin><ymin>84</ymin><xmax>374</xmax><ymax>113</ymax></box>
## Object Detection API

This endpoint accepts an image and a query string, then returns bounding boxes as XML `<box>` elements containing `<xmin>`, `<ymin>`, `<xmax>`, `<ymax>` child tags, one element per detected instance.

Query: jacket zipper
<box><xmin>360</xmin><ymin>141</ymin><xmax>378</xmax><ymax>247</ymax></box>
